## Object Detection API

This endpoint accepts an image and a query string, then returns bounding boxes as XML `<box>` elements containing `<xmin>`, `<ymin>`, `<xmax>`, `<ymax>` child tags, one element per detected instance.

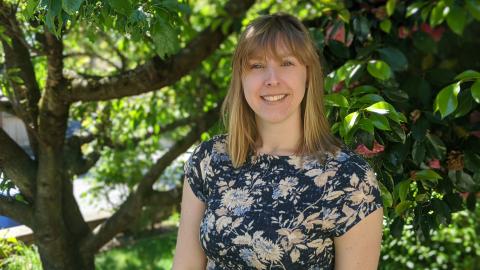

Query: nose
<box><xmin>264</xmin><ymin>66</ymin><xmax>279</xmax><ymax>87</ymax></box>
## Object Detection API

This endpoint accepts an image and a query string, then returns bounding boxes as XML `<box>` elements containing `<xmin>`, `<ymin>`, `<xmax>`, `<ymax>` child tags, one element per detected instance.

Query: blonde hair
<box><xmin>221</xmin><ymin>12</ymin><xmax>341</xmax><ymax>168</ymax></box>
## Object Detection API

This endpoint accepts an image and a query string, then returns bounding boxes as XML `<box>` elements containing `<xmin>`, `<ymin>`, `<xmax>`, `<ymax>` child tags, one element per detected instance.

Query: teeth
<box><xmin>263</xmin><ymin>94</ymin><xmax>286</xmax><ymax>102</ymax></box>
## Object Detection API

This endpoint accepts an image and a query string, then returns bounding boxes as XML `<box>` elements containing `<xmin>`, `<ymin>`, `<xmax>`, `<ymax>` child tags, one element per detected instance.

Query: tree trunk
<box><xmin>37</xmin><ymin>245</ymin><xmax>94</xmax><ymax>270</ymax></box>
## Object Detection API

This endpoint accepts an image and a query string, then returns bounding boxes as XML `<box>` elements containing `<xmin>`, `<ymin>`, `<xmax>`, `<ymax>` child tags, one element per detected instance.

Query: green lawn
<box><xmin>95</xmin><ymin>230</ymin><xmax>177</xmax><ymax>270</ymax></box>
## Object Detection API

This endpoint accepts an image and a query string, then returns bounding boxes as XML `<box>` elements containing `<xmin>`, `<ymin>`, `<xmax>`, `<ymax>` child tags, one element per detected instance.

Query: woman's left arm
<box><xmin>333</xmin><ymin>207</ymin><xmax>384</xmax><ymax>270</ymax></box>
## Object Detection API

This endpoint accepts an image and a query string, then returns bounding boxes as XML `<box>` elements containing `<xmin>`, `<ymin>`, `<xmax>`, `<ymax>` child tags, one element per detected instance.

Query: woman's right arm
<box><xmin>172</xmin><ymin>179</ymin><xmax>208</xmax><ymax>270</ymax></box>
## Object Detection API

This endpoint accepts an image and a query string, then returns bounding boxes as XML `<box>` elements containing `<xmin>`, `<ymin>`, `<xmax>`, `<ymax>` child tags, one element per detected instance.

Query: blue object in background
<box><xmin>0</xmin><ymin>215</ymin><xmax>19</xmax><ymax>229</ymax></box>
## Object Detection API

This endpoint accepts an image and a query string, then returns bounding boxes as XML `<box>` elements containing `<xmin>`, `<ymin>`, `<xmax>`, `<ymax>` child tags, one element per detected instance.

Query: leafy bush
<box><xmin>316</xmin><ymin>0</ymin><xmax>480</xmax><ymax>244</ymax></box>
<box><xmin>380</xmin><ymin>203</ymin><xmax>480</xmax><ymax>269</ymax></box>
<box><xmin>0</xmin><ymin>238</ymin><xmax>41</xmax><ymax>270</ymax></box>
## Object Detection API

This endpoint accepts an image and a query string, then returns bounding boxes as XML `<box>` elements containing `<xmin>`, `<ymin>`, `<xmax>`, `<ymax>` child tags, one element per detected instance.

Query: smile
<box><xmin>261</xmin><ymin>94</ymin><xmax>288</xmax><ymax>102</ymax></box>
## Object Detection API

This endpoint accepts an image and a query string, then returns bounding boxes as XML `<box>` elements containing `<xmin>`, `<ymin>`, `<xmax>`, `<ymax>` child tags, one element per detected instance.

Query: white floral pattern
<box><xmin>184</xmin><ymin>134</ymin><xmax>383</xmax><ymax>269</ymax></box>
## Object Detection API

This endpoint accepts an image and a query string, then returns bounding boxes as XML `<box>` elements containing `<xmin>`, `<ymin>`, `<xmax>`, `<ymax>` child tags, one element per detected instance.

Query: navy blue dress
<box><xmin>184</xmin><ymin>134</ymin><xmax>383</xmax><ymax>269</ymax></box>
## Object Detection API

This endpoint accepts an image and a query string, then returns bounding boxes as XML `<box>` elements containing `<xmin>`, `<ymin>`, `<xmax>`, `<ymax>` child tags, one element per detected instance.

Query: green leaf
<box><xmin>379</xmin><ymin>181</ymin><xmax>393</xmax><ymax>208</ymax></box>
<box><xmin>338</xmin><ymin>8</ymin><xmax>351</xmax><ymax>22</ymax></box>
<box><xmin>385</xmin><ymin>123</ymin><xmax>406</xmax><ymax>143</ymax></box>
<box><xmin>358</xmin><ymin>94</ymin><xmax>384</xmax><ymax>104</ymax></box>
<box><xmin>383</xmin><ymin>88</ymin><xmax>409</xmax><ymax>102</ymax></box>
<box><xmin>328</xmin><ymin>40</ymin><xmax>350</xmax><ymax>59</ymax></box>
<box><xmin>449</xmin><ymin>170</ymin><xmax>476</xmax><ymax>192</ymax></box>
<box><xmin>221</xmin><ymin>18</ymin><xmax>233</xmax><ymax>35</ymax></box>
<box><xmin>471</xmin><ymin>80</ymin><xmax>480</xmax><ymax>103</ymax></box>
<box><xmin>430</xmin><ymin>1</ymin><xmax>447</xmax><ymax>26</ymax></box>
<box><xmin>357</xmin><ymin>119</ymin><xmax>374</xmax><ymax>134</ymax></box>
<box><xmin>412</xmin><ymin>140</ymin><xmax>426</xmax><ymax>165</ymax></box>
<box><xmin>45</xmin><ymin>0</ymin><xmax>62</xmax><ymax>37</ymax></box>
<box><xmin>369</xmin><ymin>114</ymin><xmax>390</xmax><ymax>130</ymax></box>
<box><xmin>365</xmin><ymin>101</ymin><xmax>391</xmax><ymax>115</ymax></box>
<box><xmin>453</xmin><ymin>90</ymin><xmax>474</xmax><ymax>118</ymax></box>
<box><xmin>352</xmin><ymin>85</ymin><xmax>378</xmax><ymax>96</ymax></box>
<box><xmin>324</xmin><ymin>93</ymin><xmax>349</xmax><ymax>107</ymax></box>
<box><xmin>454</xmin><ymin>70</ymin><xmax>480</xmax><ymax>81</ymax></box>
<box><xmin>397</xmin><ymin>180</ymin><xmax>411</xmax><ymax>202</ymax></box>
<box><xmin>390</xmin><ymin>217</ymin><xmax>404</xmax><ymax>238</ymax></box>
<box><xmin>416</xmin><ymin>169</ymin><xmax>442</xmax><ymax>181</ymax></box>
<box><xmin>25</xmin><ymin>0</ymin><xmax>40</xmax><ymax>18</ymax></box>
<box><xmin>380</xmin><ymin>19</ymin><xmax>392</xmax><ymax>33</ymax></box>
<box><xmin>431</xmin><ymin>198</ymin><xmax>452</xmax><ymax>225</ymax></box>
<box><xmin>377</xmin><ymin>47</ymin><xmax>408</xmax><ymax>71</ymax></box>
<box><xmin>446</xmin><ymin>5</ymin><xmax>468</xmax><ymax>35</ymax></box>
<box><xmin>466</xmin><ymin>0</ymin><xmax>480</xmax><ymax>20</ymax></box>
<box><xmin>406</xmin><ymin>2</ymin><xmax>426</xmax><ymax>17</ymax></box>
<box><xmin>434</xmin><ymin>82</ymin><xmax>461</xmax><ymax>118</ymax></box>
<box><xmin>426</xmin><ymin>133</ymin><xmax>447</xmax><ymax>160</ymax></box>
<box><xmin>151</xmin><ymin>18</ymin><xmax>179</xmax><ymax>59</ymax></box>
<box><xmin>412</xmin><ymin>31</ymin><xmax>437</xmax><ymax>53</ymax></box>
<box><xmin>464</xmin><ymin>152</ymin><xmax>480</xmax><ymax>173</ymax></box>
<box><xmin>353</xmin><ymin>16</ymin><xmax>370</xmax><ymax>40</ymax></box>
<box><xmin>386</xmin><ymin>0</ymin><xmax>396</xmax><ymax>16</ymax></box>
<box><xmin>343</xmin><ymin>111</ymin><xmax>359</xmax><ymax>133</ymax></box>
<box><xmin>108</xmin><ymin>0</ymin><xmax>132</xmax><ymax>15</ymax></box>
<box><xmin>367</xmin><ymin>60</ymin><xmax>392</xmax><ymax>81</ymax></box>
<box><xmin>62</xmin><ymin>0</ymin><xmax>84</xmax><ymax>14</ymax></box>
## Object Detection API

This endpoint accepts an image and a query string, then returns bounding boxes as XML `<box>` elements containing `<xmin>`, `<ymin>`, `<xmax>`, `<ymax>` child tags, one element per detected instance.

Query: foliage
<box><xmin>380</xmin><ymin>203</ymin><xmax>480</xmax><ymax>270</ymax></box>
<box><xmin>317</xmin><ymin>0</ymin><xmax>480</xmax><ymax>244</ymax></box>
<box><xmin>95</xmin><ymin>230</ymin><xmax>177</xmax><ymax>270</ymax></box>
<box><xmin>1</xmin><ymin>0</ymin><xmax>480</xmax><ymax>267</ymax></box>
<box><xmin>0</xmin><ymin>238</ymin><xmax>42</xmax><ymax>270</ymax></box>
<box><xmin>61</xmin><ymin>0</ymin><xmax>480</xmax><ymax>250</ymax></box>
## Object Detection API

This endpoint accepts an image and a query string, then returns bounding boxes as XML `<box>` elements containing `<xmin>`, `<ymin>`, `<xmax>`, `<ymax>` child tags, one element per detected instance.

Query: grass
<box><xmin>95</xmin><ymin>229</ymin><xmax>178</xmax><ymax>270</ymax></box>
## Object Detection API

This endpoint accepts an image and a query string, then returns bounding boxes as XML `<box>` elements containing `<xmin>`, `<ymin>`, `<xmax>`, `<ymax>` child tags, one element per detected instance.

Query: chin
<box><xmin>256</xmin><ymin>113</ymin><xmax>293</xmax><ymax>125</ymax></box>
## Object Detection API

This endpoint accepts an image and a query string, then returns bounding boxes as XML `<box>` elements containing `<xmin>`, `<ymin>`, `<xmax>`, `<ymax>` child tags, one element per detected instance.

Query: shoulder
<box><xmin>323</xmin><ymin>147</ymin><xmax>373</xmax><ymax>172</ymax></box>
<box><xmin>300</xmin><ymin>147</ymin><xmax>378</xmax><ymax>189</ymax></box>
<box><xmin>188</xmin><ymin>133</ymin><xmax>229</xmax><ymax>163</ymax></box>
<box><xmin>329</xmin><ymin>148</ymin><xmax>379</xmax><ymax>190</ymax></box>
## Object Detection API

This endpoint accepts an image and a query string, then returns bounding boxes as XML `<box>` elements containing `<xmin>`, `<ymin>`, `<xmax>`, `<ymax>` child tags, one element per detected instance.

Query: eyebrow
<box><xmin>248</xmin><ymin>54</ymin><xmax>296</xmax><ymax>61</ymax></box>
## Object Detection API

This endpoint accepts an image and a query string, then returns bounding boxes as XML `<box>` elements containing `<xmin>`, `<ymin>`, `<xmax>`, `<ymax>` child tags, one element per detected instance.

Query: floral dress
<box><xmin>184</xmin><ymin>134</ymin><xmax>383</xmax><ymax>270</ymax></box>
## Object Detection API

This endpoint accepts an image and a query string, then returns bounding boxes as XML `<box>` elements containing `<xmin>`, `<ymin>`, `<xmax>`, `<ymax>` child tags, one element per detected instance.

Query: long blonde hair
<box><xmin>221</xmin><ymin>12</ymin><xmax>341</xmax><ymax>168</ymax></box>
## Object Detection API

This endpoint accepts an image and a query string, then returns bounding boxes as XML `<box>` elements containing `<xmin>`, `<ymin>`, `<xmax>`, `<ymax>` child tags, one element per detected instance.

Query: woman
<box><xmin>173</xmin><ymin>13</ymin><xmax>383</xmax><ymax>270</ymax></box>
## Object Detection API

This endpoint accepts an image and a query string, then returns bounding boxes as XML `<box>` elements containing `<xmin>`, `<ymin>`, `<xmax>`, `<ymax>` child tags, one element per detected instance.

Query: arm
<box><xmin>172</xmin><ymin>179</ymin><xmax>208</xmax><ymax>270</ymax></box>
<box><xmin>334</xmin><ymin>207</ymin><xmax>384</xmax><ymax>270</ymax></box>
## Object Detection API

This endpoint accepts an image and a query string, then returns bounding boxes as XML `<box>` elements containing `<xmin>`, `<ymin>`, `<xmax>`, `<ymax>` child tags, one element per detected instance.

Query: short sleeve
<box><xmin>184</xmin><ymin>143</ymin><xmax>209</xmax><ymax>203</ymax></box>
<box><xmin>333</xmin><ymin>154</ymin><xmax>383</xmax><ymax>237</ymax></box>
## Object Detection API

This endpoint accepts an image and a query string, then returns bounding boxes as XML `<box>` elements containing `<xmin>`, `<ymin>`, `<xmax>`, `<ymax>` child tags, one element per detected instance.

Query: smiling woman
<box><xmin>173</xmin><ymin>13</ymin><xmax>384</xmax><ymax>270</ymax></box>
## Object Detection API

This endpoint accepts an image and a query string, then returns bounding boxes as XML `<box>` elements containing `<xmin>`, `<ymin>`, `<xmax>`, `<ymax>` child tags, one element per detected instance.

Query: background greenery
<box><xmin>1</xmin><ymin>0</ymin><xmax>479</xmax><ymax>268</ymax></box>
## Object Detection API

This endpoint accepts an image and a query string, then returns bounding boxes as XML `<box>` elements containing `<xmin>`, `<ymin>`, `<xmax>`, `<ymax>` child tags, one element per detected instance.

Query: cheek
<box><xmin>242</xmin><ymin>76</ymin><xmax>260</xmax><ymax>97</ymax></box>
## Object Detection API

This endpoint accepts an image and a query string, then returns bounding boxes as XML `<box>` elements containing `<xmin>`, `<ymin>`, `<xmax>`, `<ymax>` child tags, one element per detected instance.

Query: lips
<box><xmin>261</xmin><ymin>94</ymin><xmax>288</xmax><ymax>102</ymax></box>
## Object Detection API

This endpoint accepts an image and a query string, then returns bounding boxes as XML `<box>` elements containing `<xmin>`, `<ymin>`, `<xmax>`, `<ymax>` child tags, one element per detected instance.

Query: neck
<box><xmin>255</xmin><ymin>111</ymin><xmax>302</xmax><ymax>156</ymax></box>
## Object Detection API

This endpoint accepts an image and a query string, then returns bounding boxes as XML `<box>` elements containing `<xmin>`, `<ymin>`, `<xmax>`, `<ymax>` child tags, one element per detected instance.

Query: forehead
<box><xmin>247</xmin><ymin>41</ymin><xmax>296</xmax><ymax>61</ymax></box>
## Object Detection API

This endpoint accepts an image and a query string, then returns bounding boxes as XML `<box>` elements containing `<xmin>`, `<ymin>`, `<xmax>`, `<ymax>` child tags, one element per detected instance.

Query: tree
<box><xmin>1</xmin><ymin>0</ymin><xmax>480</xmax><ymax>269</ymax></box>
<box><xmin>0</xmin><ymin>0</ymin><xmax>254</xmax><ymax>268</ymax></box>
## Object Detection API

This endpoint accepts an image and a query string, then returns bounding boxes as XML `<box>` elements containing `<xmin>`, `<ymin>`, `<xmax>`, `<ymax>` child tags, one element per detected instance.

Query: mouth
<box><xmin>261</xmin><ymin>94</ymin><xmax>288</xmax><ymax>102</ymax></box>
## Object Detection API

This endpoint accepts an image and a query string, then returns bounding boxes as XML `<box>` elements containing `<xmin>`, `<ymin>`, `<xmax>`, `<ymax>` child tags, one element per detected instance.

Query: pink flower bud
<box><xmin>428</xmin><ymin>159</ymin><xmax>441</xmax><ymax>169</ymax></box>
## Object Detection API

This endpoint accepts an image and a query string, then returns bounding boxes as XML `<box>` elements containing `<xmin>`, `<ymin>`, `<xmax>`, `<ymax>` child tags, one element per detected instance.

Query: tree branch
<box><xmin>0</xmin><ymin>0</ymin><xmax>41</xmax><ymax>134</ymax></box>
<box><xmin>68</xmin><ymin>0</ymin><xmax>255</xmax><ymax>103</ymax></box>
<box><xmin>0</xmin><ymin>127</ymin><xmax>36</xmax><ymax>201</ymax></box>
<box><xmin>64</xmin><ymin>134</ymin><xmax>101</xmax><ymax>177</ymax></box>
<box><xmin>100</xmin><ymin>113</ymin><xmax>206</xmax><ymax>150</ymax></box>
<box><xmin>64</xmin><ymin>52</ymin><xmax>122</xmax><ymax>70</ymax></box>
<box><xmin>0</xmin><ymin>196</ymin><xmax>34</xmax><ymax>228</ymax></box>
<box><xmin>44</xmin><ymin>30</ymin><xmax>65</xmax><ymax>92</ymax></box>
<box><xmin>80</xmin><ymin>106</ymin><xmax>221</xmax><ymax>254</ymax></box>
<box><xmin>0</xmin><ymin>97</ymin><xmax>14</xmax><ymax>115</ymax></box>
<box><xmin>143</xmin><ymin>187</ymin><xmax>183</xmax><ymax>208</ymax></box>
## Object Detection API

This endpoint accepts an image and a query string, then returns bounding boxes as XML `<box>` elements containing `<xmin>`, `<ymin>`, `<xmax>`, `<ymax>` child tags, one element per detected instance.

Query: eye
<box><xmin>250</xmin><ymin>63</ymin><xmax>264</xmax><ymax>69</ymax></box>
<box><xmin>282</xmin><ymin>60</ymin><xmax>294</xmax><ymax>67</ymax></box>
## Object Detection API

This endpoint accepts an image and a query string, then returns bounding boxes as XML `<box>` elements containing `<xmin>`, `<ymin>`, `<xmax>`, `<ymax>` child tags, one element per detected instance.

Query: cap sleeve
<box><xmin>333</xmin><ymin>154</ymin><xmax>383</xmax><ymax>237</ymax></box>
<box><xmin>184</xmin><ymin>142</ymin><xmax>210</xmax><ymax>203</ymax></box>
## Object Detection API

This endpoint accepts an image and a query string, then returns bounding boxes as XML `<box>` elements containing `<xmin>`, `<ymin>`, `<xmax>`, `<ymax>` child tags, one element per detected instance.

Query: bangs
<box><xmin>239</xmin><ymin>21</ymin><xmax>310</xmax><ymax>72</ymax></box>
